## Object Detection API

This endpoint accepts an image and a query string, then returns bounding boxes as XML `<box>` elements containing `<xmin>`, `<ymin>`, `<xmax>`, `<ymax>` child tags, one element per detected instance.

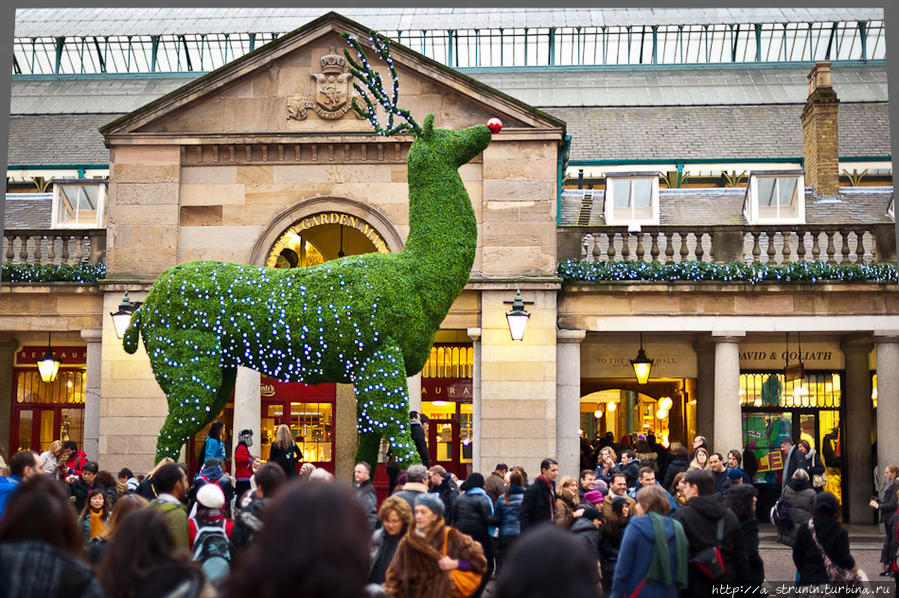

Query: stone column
<box><xmin>406</xmin><ymin>373</ymin><xmax>422</xmax><ymax>413</ymax></box>
<box><xmin>231</xmin><ymin>366</ymin><xmax>260</xmax><ymax>476</ymax></box>
<box><xmin>467</xmin><ymin>328</ymin><xmax>482</xmax><ymax>472</ymax></box>
<box><xmin>693</xmin><ymin>337</ymin><xmax>717</xmax><ymax>448</ymax></box>
<box><xmin>875</xmin><ymin>332</ymin><xmax>899</xmax><ymax>487</ymax></box>
<box><xmin>842</xmin><ymin>337</ymin><xmax>875</xmax><ymax>523</ymax></box>
<box><xmin>712</xmin><ymin>332</ymin><xmax>745</xmax><ymax>456</ymax></box>
<box><xmin>557</xmin><ymin>329</ymin><xmax>586</xmax><ymax>478</ymax></box>
<box><xmin>0</xmin><ymin>334</ymin><xmax>19</xmax><ymax>451</ymax></box>
<box><xmin>81</xmin><ymin>329</ymin><xmax>103</xmax><ymax>462</ymax></box>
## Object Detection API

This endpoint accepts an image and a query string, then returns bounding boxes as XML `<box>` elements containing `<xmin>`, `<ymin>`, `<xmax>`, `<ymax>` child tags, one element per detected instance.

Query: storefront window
<box><xmin>13</xmin><ymin>368</ymin><xmax>85</xmax><ymax>453</ymax></box>
<box><xmin>740</xmin><ymin>372</ymin><xmax>840</xmax><ymax>408</ymax></box>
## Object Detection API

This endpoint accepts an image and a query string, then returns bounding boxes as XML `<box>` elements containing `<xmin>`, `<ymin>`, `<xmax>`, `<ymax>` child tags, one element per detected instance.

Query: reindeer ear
<box><xmin>421</xmin><ymin>113</ymin><xmax>435</xmax><ymax>140</ymax></box>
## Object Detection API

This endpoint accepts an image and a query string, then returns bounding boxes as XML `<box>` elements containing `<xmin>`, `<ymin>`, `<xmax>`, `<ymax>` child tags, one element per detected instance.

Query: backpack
<box><xmin>192</xmin><ymin>519</ymin><xmax>231</xmax><ymax>585</ymax></box>
<box><xmin>770</xmin><ymin>495</ymin><xmax>793</xmax><ymax>528</ymax></box>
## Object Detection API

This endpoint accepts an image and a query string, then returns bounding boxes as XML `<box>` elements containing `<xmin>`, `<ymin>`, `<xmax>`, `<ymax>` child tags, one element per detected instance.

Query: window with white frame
<box><xmin>604</xmin><ymin>173</ymin><xmax>659</xmax><ymax>225</ymax></box>
<box><xmin>743</xmin><ymin>171</ymin><xmax>805</xmax><ymax>224</ymax></box>
<box><xmin>51</xmin><ymin>180</ymin><xmax>107</xmax><ymax>228</ymax></box>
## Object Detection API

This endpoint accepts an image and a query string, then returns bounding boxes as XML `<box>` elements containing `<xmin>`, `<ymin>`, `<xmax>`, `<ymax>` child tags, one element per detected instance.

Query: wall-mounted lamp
<box><xmin>37</xmin><ymin>332</ymin><xmax>61</xmax><ymax>383</ymax></box>
<box><xmin>630</xmin><ymin>332</ymin><xmax>654</xmax><ymax>384</ymax></box>
<box><xmin>503</xmin><ymin>289</ymin><xmax>534</xmax><ymax>341</ymax></box>
<box><xmin>110</xmin><ymin>291</ymin><xmax>142</xmax><ymax>340</ymax></box>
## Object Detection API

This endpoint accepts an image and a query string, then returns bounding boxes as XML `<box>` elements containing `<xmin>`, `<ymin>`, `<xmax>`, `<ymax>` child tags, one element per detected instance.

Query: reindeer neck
<box><xmin>401</xmin><ymin>163</ymin><xmax>478</xmax><ymax>312</ymax></box>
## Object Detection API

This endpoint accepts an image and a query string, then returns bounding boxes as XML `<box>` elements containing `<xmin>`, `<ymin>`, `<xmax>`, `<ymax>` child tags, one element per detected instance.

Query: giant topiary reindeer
<box><xmin>123</xmin><ymin>31</ymin><xmax>494</xmax><ymax>470</ymax></box>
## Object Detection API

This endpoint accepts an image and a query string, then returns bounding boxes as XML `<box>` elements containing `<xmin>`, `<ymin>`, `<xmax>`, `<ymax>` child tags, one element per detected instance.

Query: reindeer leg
<box><xmin>147</xmin><ymin>329</ymin><xmax>228</xmax><ymax>462</ymax></box>
<box><xmin>352</xmin><ymin>339</ymin><xmax>419</xmax><ymax>472</ymax></box>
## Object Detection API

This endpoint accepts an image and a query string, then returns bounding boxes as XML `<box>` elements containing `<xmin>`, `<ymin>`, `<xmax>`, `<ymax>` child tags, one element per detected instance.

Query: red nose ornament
<box><xmin>486</xmin><ymin>118</ymin><xmax>503</xmax><ymax>134</ymax></box>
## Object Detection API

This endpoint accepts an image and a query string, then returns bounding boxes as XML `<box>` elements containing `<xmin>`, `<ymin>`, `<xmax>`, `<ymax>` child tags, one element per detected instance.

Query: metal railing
<box><xmin>561</xmin><ymin>223</ymin><xmax>896</xmax><ymax>266</ymax></box>
<box><xmin>3</xmin><ymin>229</ymin><xmax>106</xmax><ymax>266</ymax></box>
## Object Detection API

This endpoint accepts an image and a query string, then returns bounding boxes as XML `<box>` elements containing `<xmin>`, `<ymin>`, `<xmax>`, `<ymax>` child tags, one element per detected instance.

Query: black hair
<box><xmin>62</xmin><ymin>440</ymin><xmax>78</xmax><ymax>452</ymax></box>
<box><xmin>725</xmin><ymin>483</ymin><xmax>758</xmax><ymax>521</ymax></box>
<box><xmin>208</xmin><ymin>420</ymin><xmax>224</xmax><ymax>441</ymax></box>
<box><xmin>494</xmin><ymin>525</ymin><xmax>601</xmax><ymax>598</ymax></box>
<box><xmin>684</xmin><ymin>470</ymin><xmax>715</xmax><ymax>496</ymax></box>
<box><xmin>82</xmin><ymin>461</ymin><xmax>99</xmax><ymax>474</ymax></box>
<box><xmin>153</xmin><ymin>463</ymin><xmax>185</xmax><ymax>495</ymax></box>
<box><xmin>622</xmin><ymin>449</ymin><xmax>636</xmax><ymax>460</ymax></box>
<box><xmin>540</xmin><ymin>458</ymin><xmax>558</xmax><ymax>472</ymax></box>
<box><xmin>256</xmin><ymin>463</ymin><xmax>287</xmax><ymax>498</ymax></box>
<box><xmin>495</xmin><ymin>463</ymin><xmax>509</xmax><ymax>472</ymax></box>
<box><xmin>119</xmin><ymin>468</ymin><xmax>134</xmax><ymax>479</ymax></box>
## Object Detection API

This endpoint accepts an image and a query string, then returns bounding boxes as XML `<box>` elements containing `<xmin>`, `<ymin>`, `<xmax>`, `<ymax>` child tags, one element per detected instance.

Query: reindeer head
<box><xmin>408</xmin><ymin>114</ymin><xmax>492</xmax><ymax>171</ymax></box>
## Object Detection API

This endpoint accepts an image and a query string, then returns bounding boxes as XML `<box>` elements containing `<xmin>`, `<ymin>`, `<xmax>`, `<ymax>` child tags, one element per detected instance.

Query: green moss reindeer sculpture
<box><xmin>123</xmin><ymin>31</ymin><xmax>495</xmax><ymax>471</ymax></box>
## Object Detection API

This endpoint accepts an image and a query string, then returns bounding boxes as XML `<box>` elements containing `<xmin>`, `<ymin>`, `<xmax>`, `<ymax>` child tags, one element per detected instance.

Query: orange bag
<box><xmin>442</xmin><ymin>527</ymin><xmax>482</xmax><ymax>598</ymax></box>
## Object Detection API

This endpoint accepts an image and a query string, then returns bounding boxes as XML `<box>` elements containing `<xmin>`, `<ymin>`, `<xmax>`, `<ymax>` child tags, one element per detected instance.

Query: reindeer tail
<box><xmin>122</xmin><ymin>306</ymin><xmax>143</xmax><ymax>354</ymax></box>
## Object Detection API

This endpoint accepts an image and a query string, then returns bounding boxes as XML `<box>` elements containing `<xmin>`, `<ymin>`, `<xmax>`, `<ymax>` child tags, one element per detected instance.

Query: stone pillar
<box><xmin>557</xmin><ymin>329</ymin><xmax>586</xmax><ymax>478</ymax></box>
<box><xmin>406</xmin><ymin>373</ymin><xmax>422</xmax><ymax>413</ymax></box>
<box><xmin>875</xmin><ymin>332</ymin><xmax>899</xmax><ymax>483</ymax></box>
<box><xmin>81</xmin><ymin>329</ymin><xmax>103</xmax><ymax>462</ymax></box>
<box><xmin>231</xmin><ymin>366</ymin><xmax>260</xmax><ymax>476</ymax></box>
<box><xmin>842</xmin><ymin>337</ymin><xmax>875</xmax><ymax>523</ymax></box>
<box><xmin>693</xmin><ymin>337</ymin><xmax>717</xmax><ymax>449</ymax></box>
<box><xmin>0</xmin><ymin>335</ymin><xmax>18</xmax><ymax>452</ymax></box>
<box><xmin>712</xmin><ymin>332</ymin><xmax>745</xmax><ymax>456</ymax></box>
<box><xmin>467</xmin><ymin>328</ymin><xmax>482</xmax><ymax>472</ymax></box>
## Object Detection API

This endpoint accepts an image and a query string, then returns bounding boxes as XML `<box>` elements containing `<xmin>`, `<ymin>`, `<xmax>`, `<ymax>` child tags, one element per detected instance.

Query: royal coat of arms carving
<box><xmin>287</xmin><ymin>48</ymin><xmax>363</xmax><ymax>121</ymax></box>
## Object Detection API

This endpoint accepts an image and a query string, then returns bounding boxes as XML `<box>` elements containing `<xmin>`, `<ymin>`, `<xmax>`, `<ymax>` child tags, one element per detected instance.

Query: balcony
<box><xmin>3</xmin><ymin>229</ymin><xmax>106</xmax><ymax>266</ymax></box>
<box><xmin>558</xmin><ymin>223</ymin><xmax>897</xmax><ymax>266</ymax></box>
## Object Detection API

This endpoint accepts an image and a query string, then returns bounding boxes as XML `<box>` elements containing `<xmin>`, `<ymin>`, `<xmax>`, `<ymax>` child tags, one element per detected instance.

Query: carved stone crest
<box><xmin>287</xmin><ymin>48</ymin><xmax>364</xmax><ymax>121</ymax></box>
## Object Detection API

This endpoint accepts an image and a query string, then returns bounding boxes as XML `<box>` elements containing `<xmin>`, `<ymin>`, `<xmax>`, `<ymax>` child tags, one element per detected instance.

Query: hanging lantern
<box><xmin>631</xmin><ymin>332</ymin><xmax>654</xmax><ymax>384</ymax></box>
<box><xmin>37</xmin><ymin>332</ymin><xmax>61</xmax><ymax>383</ymax></box>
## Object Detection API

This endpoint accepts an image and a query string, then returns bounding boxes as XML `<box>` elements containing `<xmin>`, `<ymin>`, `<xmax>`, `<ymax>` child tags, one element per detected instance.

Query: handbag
<box><xmin>813</xmin><ymin>472</ymin><xmax>827</xmax><ymax>488</ymax></box>
<box><xmin>689</xmin><ymin>518</ymin><xmax>726</xmax><ymax>580</ymax></box>
<box><xmin>442</xmin><ymin>527</ymin><xmax>482</xmax><ymax>598</ymax></box>
<box><xmin>807</xmin><ymin>520</ymin><xmax>862</xmax><ymax>588</ymax></box>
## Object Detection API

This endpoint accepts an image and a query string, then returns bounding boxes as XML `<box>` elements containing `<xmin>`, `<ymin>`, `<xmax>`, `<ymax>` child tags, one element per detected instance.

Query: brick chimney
<box><xmin>801</xmin><ymin>62</ymin><xmax>840</xmax><ymax>197</ymax></box>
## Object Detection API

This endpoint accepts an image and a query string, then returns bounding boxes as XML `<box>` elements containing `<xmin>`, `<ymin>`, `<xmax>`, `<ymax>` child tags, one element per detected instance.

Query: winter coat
<box><xmin>781</xmin><ymin>446</ymin><xmax>806</xmax><ymax>489</ymax></box>
<box><xmin>635</xmin><ymin>449</ymin><xmax>660</xmax><ymax>475</ymax></box>
<box><xmin>671</xmin><ymin>493</ymin><xmax>749</xmax><ymax>595</ymax></box>
<box><xmin>384</xmin><ymin>521</ymin><xmax>487</xmax><ymax>598</ymax></box>
<box><xmin>627</xmin><ymin>482</ymin><xmax>678</xmax><ymax>514</ymax></box>
<box><xmin>876</xmin><ymin>478</ymin><xmax>899</xmax><ymax>522</ymax></box>
<box><xmin>230</xmin><ymin>495</ymin><xmax>269</xmax><ymax>556</ymax></box>
<box><xmin>69</xmin><ymin>478</ymin><xmax>103</xmax><ymax>514</ymax></box>
<box><xmin>620</xmin><ymin>460</ymin><xmax>641</xmax><ymax>489</ymax></box>
<box><xmin>369</xmin><ymin>525</ymin><xmax>407</xmax><ymax>584</ymax></box>
<box><xmin>661</xmin><ymin>458</ymin><xmax>690</xmax><ymax>492</ymax></box>
<box><xmin>203</xmin><ymin>436</ymin><xmax>226</xmax><ymax>463</ymax></box>
<box><xmin>495</xmin><ymin>485</ymin><xmax>524</xmax><ymax>537</ymax></box>
<box><xmin>393</xmin><ymin>482</ymin><xmax>428</xmax><ymax>513</ymax></box>
<box><xmin>792</xmin><ymin>515</ymin><xmax>855</xmax><ymax>585</ymax></box>
<box><xmin>885</xmin><ymin>509</ymin><xmax>899</xmax><ymax>573</ymax></box>
<box><xmin>356</xmin><ymin>479</ymin><xmax>378</xmax><ymax>530</ymax></box>
<box><xmin>448</xmin><ymin>489</ymin><xmax>496</xmax><ymax>550</ymax></box>
<box><xmin>596</xmin><ymin>461</ymin><xmax>620</xmax><ymax>485</ymax></box>
<box><xmin>148</xmin><ymin>497</ymin><xmax>190</xmax><ymax>550</ymax></box>
<box><xmin>740</xmin><ymin>515</ymin><xmax>765</xmax><ymax>583</ymax></box>
<box><xmin>483</xmin><ymin>471</ymin><xmax>506</xmax><ymax>504</ymax></box>
<box><xmin>409</xmin><ymin>420</ymin><xmax>430</xmax><ymax>467</ymax></box>
<box><xmin>64</xmin><ymin>450</ymin><xmax>88</xmax><ymax>476</ymax></box>
<box><xmin>571</xmin><ymin>516</ymin><xmax>601</xmax><ymax>560</ymax></box>
<box><xmin>39</xmin><ymin>450</ymin><xmax>60</xmax><ymax>477</ymax></box>
<box><xmin>778</xmin><ymin>481</ymin><xmax>816</xmax><ymax>546</ymax></box>
<box><xmin>518</xmin><ymin>476</ymin><xmax>555</xmax><ymax>533</ymax></box>
<box><xmin>234</xmin><ymin>442</ymin><xmax>252</xmax><ymax>481</ymax></box>
<box><xmin>610</xmin><ymin>514</ymin><xmax>685</xmax><ymax>598</ymax></box>
<box><xmin>189</xmin><ymin>464</ymin><xmax>234</xmax><ymax>509</ymax></box>
<box><xmin>0</xmin><ymin>474</ymin><xmax>21</xmax><ymax>518</ymax></box>
<box><xmin>432</xmin><ymin>475</ymin><xmax>459</xmax><ymax>515</ymax></box>
<box><xmin>554</xmin><ymin>487</ymin><xmax>579</xmax><ymax>529</ymax></box>
<box><xmin>79</xmin><ymin>511</ymin><xmax>109</xmax><ymax>544</ymax></box>
<box><xmin>269</xmin><ymin>442</ymin><xmax>301</xmax><ymax>478</ymax></box>
<box><xmin>601</xmin><ymin>492</ymin><xmax>636</xmax><ymax>520</ymax></box>
<box><xmin>802</xmin><ymin>449</ymin><xmax>826</xmax><ymax>480</ymax></box>
<box><xmin>0</xmin><ymin>541</ymin><xmax>104</xmax><ymax>598</ymax></box>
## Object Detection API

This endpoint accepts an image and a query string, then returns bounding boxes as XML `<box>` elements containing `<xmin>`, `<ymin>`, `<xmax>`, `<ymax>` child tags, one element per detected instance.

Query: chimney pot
<box><xmin>807</xmin><ymin>62</ymin><xmax>832</xmax><ymax>96</ymax></box>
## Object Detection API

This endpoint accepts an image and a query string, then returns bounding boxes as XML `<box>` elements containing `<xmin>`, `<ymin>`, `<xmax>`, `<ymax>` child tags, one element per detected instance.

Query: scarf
<box><xmin>89</xmin><ymin>510</ymin><xmax>106</xmax><ymax>539</ymax></box>
<box><xmin>645</xmin><ymin>512</ymin><xmax>688</xmax><ymax>589</ymax></box>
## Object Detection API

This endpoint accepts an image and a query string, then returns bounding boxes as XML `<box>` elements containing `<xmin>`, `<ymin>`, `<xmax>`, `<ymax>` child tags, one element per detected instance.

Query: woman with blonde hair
<box><xmin>87</xmin><ymin>493</ymin><xmax>148</xmax><ymax>564</ymax></box>
<box><xmin>369</xmin><ymin>496</ymin><xmax>413</xmax><ymax>584</ymax></box>
<box><xmin>555</xmin><ymin>476</ymin><xmax>584</xmax><ymax>529</ymax></box>
<box><xmin>688</xmin><ymin>447</ymin><xmax>709</xmax><ymax>471</ymax></box>
<box><xmin>39</xmin><ymin>440</ymin><xmax>63</xmax><ymax>478</ymax></box>
<box><xmin>269</xmin><ymin>424</ymin><xmax>302</xmax><ymax>478</ymax></box>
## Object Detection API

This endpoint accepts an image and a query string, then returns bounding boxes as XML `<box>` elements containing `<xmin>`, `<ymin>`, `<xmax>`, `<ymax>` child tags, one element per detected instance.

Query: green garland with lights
<box><xmin>124</xmin><ymin>31</ymin><xmax>492</xmax><ymax>472</ymax></box>
<box><xmin>557</xmin><ymin>259</ymin><xmax>898</xmax><ymax>284</ymax></box>
<box><xmin>1</xmin><ymin>263</ymin><xmax>106</xmax><ymax>283</ymax></box>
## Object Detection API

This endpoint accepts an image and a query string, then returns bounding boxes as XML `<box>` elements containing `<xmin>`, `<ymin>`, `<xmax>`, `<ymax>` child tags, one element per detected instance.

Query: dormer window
<box><xmin>51</xmin><ymin>180</ymin><xmax>107</xmax><ymax>228</ymax></box>
<box><xmin>604</xmin><ymin>172</ymin><xmax>659</xmax><ymax>225</ymax></box>
<box><xmin>743</xmin><ymin>171</ymin><xmax>805</xmax><ymax>224</ymax></box>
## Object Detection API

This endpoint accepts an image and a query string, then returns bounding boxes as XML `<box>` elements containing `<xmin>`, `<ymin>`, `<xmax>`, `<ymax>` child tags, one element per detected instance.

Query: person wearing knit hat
<box><xmin>612</xmin><ymin>496</ymin><xmax>629</xmax><ymax>513</ymax></box>
<box><xmin>384</xmin><ymin>488</ymin><xmax>487</xmax><ymax>597</ymax></box>
<box><xmin>583</xmin><ymin>490</ymin><xmax>604</xmax><ymax>505</ymax></box>
<box><xmin>726</xmin><ymin>467</ymin><xmax>744</xmax><ymax>481</ymax></box>
<box><xmin>570</xmin><ymin>505</ymin><xmax>603</xmax><ymax>563</ymax></box>
<box><xmin>188</xmin><ymin>481</ymin><xmax>233</xmax><ymax>550</ymax></box>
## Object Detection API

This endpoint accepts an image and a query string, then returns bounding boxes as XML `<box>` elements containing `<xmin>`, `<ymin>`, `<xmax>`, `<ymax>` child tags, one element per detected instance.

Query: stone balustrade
<box><xmin>558</xmin><ymin>223</ymin><xmax>897</xmax><ymax>265</ymax></box>
<box><xmin>3</xmin><ymin>229</ymin><xmax>106</xmax><ymax>266</ymax></box>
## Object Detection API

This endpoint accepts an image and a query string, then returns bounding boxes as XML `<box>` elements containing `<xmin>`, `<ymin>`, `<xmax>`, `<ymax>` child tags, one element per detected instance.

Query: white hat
<box><xmin>196</xmin><ymin>483</ymin><xmax>225</xmax><ymax>510</ymax></box>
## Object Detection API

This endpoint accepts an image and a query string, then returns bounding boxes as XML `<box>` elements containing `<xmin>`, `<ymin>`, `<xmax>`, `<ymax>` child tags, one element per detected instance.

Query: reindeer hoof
<box><xmin>487</xmin><ymin>117</ymin><xmax>503</xmax><ymax>134</ymax></box>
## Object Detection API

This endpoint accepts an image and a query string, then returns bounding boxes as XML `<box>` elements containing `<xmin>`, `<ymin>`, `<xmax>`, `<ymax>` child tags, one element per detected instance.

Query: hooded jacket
<box><xmin>671</xmin><ymin>493</ymin><xmax>749</xmax><ymax>593</ymax></box>
<box><xmin>570</xmin><ymin>516</ymin><xmax>600</xmax><ymax>559</ymax></box>
<box><xmin>448</xmin><ymin>488</ymin><xmax>496</xmax><ymax>549</ymax></box>
<box><xmin>792</xmin><ymin>514</ymin><xmax>855</xmax><ymax>584</ymax></box>
<box><xmin>494</xmin><ymin>485</ymin><xmax>524</xmax><ymax>537</ymax></box>
<box><xmin>189</xmin><ymin>464</ymin><xmax>234</xmax><ymax>509</ymax></box>
<box><xmin>778</xmin><ymin>481</ymin><xmax>816</xmax><ymax>546</ymax></box>
<box><xmin>610</xmin><ymin>514</ymin><xmax>685</xmax><ymax>598</ymax></box>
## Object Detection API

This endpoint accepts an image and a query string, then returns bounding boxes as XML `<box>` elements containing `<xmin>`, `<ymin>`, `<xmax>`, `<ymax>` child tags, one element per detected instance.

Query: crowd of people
<box><xmin>0</xmin><ymin>422</ymin><xmax>896</xmax><ymax>597</ymax></box>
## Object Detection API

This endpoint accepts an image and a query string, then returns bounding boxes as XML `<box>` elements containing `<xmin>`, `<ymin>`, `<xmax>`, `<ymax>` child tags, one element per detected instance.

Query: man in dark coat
<box><xmin>673</xmin><ymin>470</ymin><xmax>749</xmax><ymax>596</ymax></box>
<box><xmin>409</xmin><ymin>411</ymin><xmax>430</xmax><ymax>467</ymax></box>
<box><xmin>518</xmin><ymin>458</ymin><xmax>558</xmax><ymax>533</ymax></box>
<box><xmin>428</xmin><ymin>465</ymin><xmax>458</xmax><ymax>514</ymax></box>
<box><xmin>780</xmin><ymin>438</ymin><xmax>806</xmax><ymax>491</ymax></box>
<box><xmin>354</xmin><ymin>461</ymin><xmax>378</xmax><ymax>530</ymax></box>
<box><xmin>618</xmin><ymin>449</ymin><xmax>640</xmax><ymax>490</ymax></box>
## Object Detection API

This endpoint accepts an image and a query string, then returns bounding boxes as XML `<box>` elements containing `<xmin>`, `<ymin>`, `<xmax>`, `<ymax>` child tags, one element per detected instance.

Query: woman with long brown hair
<box><xmin>495</xmin><ymin>467</ymin><xmax>526</xmax><ymax>575</ymax></box>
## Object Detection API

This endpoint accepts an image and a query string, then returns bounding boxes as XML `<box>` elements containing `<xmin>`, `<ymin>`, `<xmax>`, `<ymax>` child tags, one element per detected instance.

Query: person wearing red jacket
<box><xmin>59</xmin><ymin>441</ymin><xmax>87</xmax><ymax>477</ymax></box>
<box><xmin>188</xmin><ymin>483</ymin><xmax>234</xmax><ymax>547</ymax></box>
<box><xmin>234</xmin><ymin>430</ymin><xmax>254</xmax><ymax>500</ymax></box>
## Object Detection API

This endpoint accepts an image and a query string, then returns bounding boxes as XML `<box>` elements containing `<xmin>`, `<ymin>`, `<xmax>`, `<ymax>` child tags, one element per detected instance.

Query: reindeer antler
<box><xmin>342</xmin><ymin>31</ymin><xmax>422</xmax><ymax>137</ymax></box>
